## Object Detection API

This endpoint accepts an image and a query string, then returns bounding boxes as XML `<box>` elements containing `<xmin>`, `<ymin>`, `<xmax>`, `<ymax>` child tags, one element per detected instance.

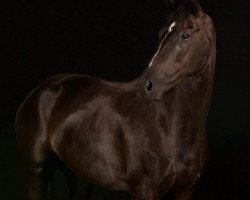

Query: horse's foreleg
<box><xmin>131</xmin><ymin>179</ymin><xmax>159</xmax><ymax>200</ymax></box>
<box><xmin>58</xmin><ymin>162</ymin><xmax>92</xmax><ymax>200</ymax></box>
<box><xmin>171</xmin><ymin>189</ymin><xmax>193</xmax><ymax>200</ymax></box>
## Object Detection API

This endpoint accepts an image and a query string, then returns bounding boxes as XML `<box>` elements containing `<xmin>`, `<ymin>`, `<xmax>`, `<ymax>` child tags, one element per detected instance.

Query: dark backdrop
<box><xmin>1</xmin><ymin>0</ymin><xmax>250</xmax><ymax>199</ymax></box>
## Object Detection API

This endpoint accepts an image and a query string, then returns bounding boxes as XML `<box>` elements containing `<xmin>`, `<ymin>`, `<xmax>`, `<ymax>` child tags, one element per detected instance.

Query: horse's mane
<box><xmin>165</xmin><ymin>0</ymin><xmax>200</xmax><ymax>24</ymax></box>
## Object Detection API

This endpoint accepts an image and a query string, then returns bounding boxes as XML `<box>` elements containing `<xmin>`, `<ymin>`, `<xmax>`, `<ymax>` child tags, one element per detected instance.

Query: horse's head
<box><xmin>138</xmin><ymin>0</ymin><xmax>216</xmax><ymax>101</ymax></box>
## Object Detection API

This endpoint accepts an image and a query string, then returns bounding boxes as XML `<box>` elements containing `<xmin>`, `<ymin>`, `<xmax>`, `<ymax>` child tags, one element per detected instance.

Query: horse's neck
<box><xmin>166</xmin><ymin>41</ymin><xmax>216</xmax><ymax>126</ymax></box>
<box><xmin>166</xmin><ymin>70</ymin><xmax>214</xmax><ymax>134</ymax></box>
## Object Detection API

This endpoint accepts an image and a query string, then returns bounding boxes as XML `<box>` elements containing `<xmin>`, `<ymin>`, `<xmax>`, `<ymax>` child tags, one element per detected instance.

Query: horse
<box><xmin>15</xmin><ymin>0</ymin><xmax>216</xmax><ymax>199</ymax></box>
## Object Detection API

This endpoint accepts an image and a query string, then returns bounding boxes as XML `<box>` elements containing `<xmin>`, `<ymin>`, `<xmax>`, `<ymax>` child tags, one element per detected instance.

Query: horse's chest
<box><xmin>158</xmin><ymin>150</ymin><xmax>201</xmax><ymax>194</ymax></box>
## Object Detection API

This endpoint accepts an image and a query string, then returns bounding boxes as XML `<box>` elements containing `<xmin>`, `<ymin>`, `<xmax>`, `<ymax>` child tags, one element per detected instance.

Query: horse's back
<box><xmin>15</xmin><ymin>74</ymin><xmax>102</xmax><ymax>163</ymax></box>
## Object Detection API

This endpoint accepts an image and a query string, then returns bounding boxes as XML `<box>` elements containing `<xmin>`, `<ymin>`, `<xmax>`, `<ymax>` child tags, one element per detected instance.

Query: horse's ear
<box><xmin>164</xmin><ymin>0</ymin><xmax>181</xmax><ymax>10</ymax></box>
<box><xmin>164</xmin><ymin>0</ymin><xmax>202</xmax><ymax>14</ymax></box>
<box><xmin>188</xmin><ymin>0</ymin><xmax>203</xmax><ymax>14</ymax></box>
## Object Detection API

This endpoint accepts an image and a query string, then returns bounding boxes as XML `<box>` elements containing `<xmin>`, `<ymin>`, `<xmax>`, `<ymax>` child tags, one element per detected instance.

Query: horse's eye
<box><xmin>181</xmin><ymin>33</ymin><xmax>190</xmax><ymax>40</ymax></box>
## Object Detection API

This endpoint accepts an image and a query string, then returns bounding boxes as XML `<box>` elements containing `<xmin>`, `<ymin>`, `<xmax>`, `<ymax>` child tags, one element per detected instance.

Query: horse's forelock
<box><xmin>164</xmin><ymin>0</ymin><xmax>202</xmax><ymax>16</ymax></box>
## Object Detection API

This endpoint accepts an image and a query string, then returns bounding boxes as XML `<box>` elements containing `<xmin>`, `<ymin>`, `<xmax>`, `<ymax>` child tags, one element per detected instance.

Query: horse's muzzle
<box><xmin>138</xmin><ymin>79</ymin><xmax>163</xmax><ymax>102</ymax></box>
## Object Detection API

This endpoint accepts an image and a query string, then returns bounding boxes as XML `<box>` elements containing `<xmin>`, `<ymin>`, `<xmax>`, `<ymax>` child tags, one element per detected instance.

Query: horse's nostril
<box><xmin>145</xmin><ymin>80</ymin><xmax>154</xmax><ymax>92</ymax></box>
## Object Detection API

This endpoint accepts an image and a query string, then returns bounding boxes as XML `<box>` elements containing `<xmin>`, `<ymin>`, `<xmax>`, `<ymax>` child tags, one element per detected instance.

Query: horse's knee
<box><xmin>25</xmin><ymin>159</ymin><xmax>56</xmax><ymax>200</ymax></box>
<box><xmin>131</xmin><ymin>179</ymin><xmax>158</xmax><ymax>200</ymax></box>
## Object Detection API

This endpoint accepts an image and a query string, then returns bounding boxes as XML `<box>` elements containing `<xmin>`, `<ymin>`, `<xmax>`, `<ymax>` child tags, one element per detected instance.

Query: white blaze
<box><xmin>148</xmin><ymin>21</ymin><xmax>176</xmax><ymax>68</ymax></box>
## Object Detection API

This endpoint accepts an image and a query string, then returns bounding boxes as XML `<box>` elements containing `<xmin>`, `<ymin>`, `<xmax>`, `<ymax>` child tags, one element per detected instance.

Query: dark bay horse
<box><xmin>15</xmin><ymin>0</ymin><xmax>216</xmax><ymax>199</ymax></box>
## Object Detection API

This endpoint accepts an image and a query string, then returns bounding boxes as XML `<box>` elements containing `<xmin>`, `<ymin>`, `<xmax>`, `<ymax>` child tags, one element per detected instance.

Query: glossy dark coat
<box><xmin>16</xmin><ymin>0</ymin><xmax>216</xmax><ymax>199</ymax></box>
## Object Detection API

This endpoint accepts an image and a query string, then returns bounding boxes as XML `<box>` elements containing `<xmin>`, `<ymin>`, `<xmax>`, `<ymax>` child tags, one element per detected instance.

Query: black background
<box><xmin>1</xmin><ymin>0</ymin><xmax>250</xmax><ymax>199</ymax></box>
